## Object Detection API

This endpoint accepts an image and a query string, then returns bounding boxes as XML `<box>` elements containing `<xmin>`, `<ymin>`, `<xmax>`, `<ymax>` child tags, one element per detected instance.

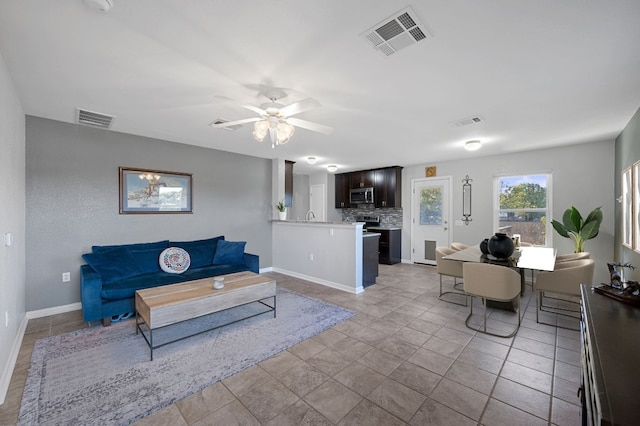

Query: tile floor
<box><xmin>0</xmin><ymin>263</ymin><xmax>582</xmax><ymax>425</ymax></box>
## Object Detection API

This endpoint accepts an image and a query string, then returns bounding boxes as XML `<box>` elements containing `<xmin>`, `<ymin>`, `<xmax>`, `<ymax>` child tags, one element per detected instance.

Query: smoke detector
<box><xmin>361</xmin><ymin>6</ymin><xmax>432</xmax><ymax>56</ymax></box>
<box><xmin>83</xmin><ymin>0</ymin><xmax>114</xmax><ymax>13</ymax></box>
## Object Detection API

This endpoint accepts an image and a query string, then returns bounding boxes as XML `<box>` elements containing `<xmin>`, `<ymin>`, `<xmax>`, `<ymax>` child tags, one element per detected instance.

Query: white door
<box><xmin>310</xmin><ymin>184</ymin><xmax>325</xmax><ymax>221</ymax></box>
<box><xmin>411</xmin><ymin>177</ymin><xmax>452</xmax><ymax>265</ymax></box>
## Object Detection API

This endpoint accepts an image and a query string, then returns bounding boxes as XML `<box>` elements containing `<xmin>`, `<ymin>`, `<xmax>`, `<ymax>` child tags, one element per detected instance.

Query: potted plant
<box><xmin>276</xmin><ymin>200</ymin><xmax>287</xmax><ymax>220</ymax></box>
<box><xmin>551</xmin><ymin>206</ymin><xmax>602</xmax><ymax>252</ymax></box>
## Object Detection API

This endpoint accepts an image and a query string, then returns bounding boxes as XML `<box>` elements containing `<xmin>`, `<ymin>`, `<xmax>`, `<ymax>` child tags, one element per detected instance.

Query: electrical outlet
<box><xmin>5</xmin><ymin>311</ymin><xmax>8</xmax><ymax>327</ymax></box>
<box><xmin>62</xmin><ymin>272</ymin><xmax>71</xmax><ymax>282</ymax></box>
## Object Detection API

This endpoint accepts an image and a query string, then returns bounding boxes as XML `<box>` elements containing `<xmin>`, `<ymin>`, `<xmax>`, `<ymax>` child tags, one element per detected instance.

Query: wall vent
<box><xmin>210</xmin><ymin>118</ymin><xmax>243</xmax><ymax>131</ymax></box>
<box><xmin>450</xmin><ymin>116</ymin><xmax>484</xmax><ymax>128</ymax></box>
<box><xmin>361</xmin><ymin>6</ymin><xmax>432</xmax><ymax>56</ymax></box>
<box><xmin>76</xmin><ymin>108</ymin><xmax>115</xmax><ymax>129</ymax></box>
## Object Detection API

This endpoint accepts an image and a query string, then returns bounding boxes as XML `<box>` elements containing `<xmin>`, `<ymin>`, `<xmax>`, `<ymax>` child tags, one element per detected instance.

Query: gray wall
<box><xmin>0</xmin><ymin>50</ymin><xmax>26</xmax><ymax>402</ymax></box>
<box><xmin>615</xmin><ymin>106</ymin><xmax>640</xmax><ymax>280</ymax></box>
<box><xmin>25</xmin><ymin>117</ymin><xmax>273</xmax><ymax>311</ymax></box>
<box><xmin>401</xmin><ymin>140</ymin><xmax>615</xmax><ymax>284</ymax></box>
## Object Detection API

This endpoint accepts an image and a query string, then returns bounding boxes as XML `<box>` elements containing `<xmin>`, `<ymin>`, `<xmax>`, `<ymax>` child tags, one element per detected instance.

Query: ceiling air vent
<box><xmin>210</xmin><ymin>119</ymin><xmax>243</xmax><ymax>131</ymax></box>
<box><xmin>450</xmin><ymin>116</ymin><xmax>484</xmax><ymax>128</ymax></box>
<box><xmin>76</xmin><ymin>108</ymin><xmax>115</xmax><ymax>129</ymax></box>
<box><xmin>361</xmin><ymin>6</ymin><xmax>432</xmax><ymax>56</ymax></box>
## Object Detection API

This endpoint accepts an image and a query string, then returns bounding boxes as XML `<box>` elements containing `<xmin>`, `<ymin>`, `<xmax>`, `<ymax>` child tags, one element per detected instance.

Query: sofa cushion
<box><xmin>92</xmin><ymin>240</ymin><xmax>170</xmax><ymax>254</ymax></box>
<box><xmin>82</xmin><ymin>247</ymin><xmax>143</xmax><ymax>285</ymax></box>
<box><xmin>179</xmin><ymin>264</ymin><xmax>250</xmax><ymax>281</ymax></box>
<box><xmin>171</xmin><ymin>236</ymin><xmax>224</xmax><ymax>268</ymax></box>
<box><xmin>100</xmin><ymin>272</ymin><xmax>187</xmax><ymax>301</ymax></box>
<box><xmin>130</xmin><ymin>247</ymin><xmax>167</xmax><ymax>274</ymax></box>
<box><xmin>212</xmin><ymin>240</ymin><xmax>246</xmax><ymax>265</ymax></box>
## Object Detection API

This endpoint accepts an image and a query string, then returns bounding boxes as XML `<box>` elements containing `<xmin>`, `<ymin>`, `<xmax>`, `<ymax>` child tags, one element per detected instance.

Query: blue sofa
<box><xmin>80</xmin><ymin>236</ymin><xmax>259</xmax><ymax>325</ymax></box>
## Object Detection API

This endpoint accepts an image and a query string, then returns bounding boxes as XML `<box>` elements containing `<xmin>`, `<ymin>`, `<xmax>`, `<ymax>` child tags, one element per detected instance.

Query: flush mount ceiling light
<box><xmin>464</xmin><ymin>140</ymin><xmax>482</xmax><ymax>151</ymax></box>
<box><xmin>307</xmin><ymin>156</ymin><xmax>317</xmax><ymax>164</ymax></box>
<box><xmin>327</xmin><ymin>165</ymin><xmax>338</xmax><ymax>173</ymax></box>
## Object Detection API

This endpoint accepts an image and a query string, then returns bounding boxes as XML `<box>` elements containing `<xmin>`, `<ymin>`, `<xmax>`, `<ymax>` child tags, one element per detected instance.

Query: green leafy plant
<box><xmin>551</xmin><ymin>206</ymin><xmax>602</xmax><ymax>252</ymax></box>
<box><xmin>276</xmin><ymin>200</ymin><xmax>286</xmax><ymax>212</ymax></box>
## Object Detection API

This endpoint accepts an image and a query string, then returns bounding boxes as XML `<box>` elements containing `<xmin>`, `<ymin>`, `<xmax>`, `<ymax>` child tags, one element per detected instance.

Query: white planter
<box><xmin>278</xmin><ymin>210</ymin><xmax>287</xmax><ymax>220</ymax></box>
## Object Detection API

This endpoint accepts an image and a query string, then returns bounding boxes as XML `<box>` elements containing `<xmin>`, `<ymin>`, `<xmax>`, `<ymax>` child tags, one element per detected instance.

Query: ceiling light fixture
<box><xmin>252</xmin><ymin>117</ymin><xmax>295</xmax><ymax>148</ymax></box>
<box><xmin>464</xmin><ymin>140</ymin><xmax>482</xmax><ymax>151</ymax></box>
<box><xmin>83</xmin><ymin>0</ymin><xmax>114</xmax><ymax>13</ymax></box>
<box><xmin>327</xmin><ymin>165</ymin><xmax>338</xmax><ymax>173</ymax></box>
<box><xmin>307</xmin><ymin>156</ymin><xmax>317</xmax><ymax>164</ymax></box>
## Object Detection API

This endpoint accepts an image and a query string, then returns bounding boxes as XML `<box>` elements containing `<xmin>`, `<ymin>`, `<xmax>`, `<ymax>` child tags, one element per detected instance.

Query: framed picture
<box><xmin>634</xmin><ymin>161</ymin><xmax>640</xmax><ymax>253</ymax></box>
<box><xmin>119</xmin><ymin>167</ymin><xmax>192</xmax><ymax>214</ymax></box>
<box><xmin>622</xmin><ymin>166</ymin><xmax>632</xmax><ymax>248</ymax></box>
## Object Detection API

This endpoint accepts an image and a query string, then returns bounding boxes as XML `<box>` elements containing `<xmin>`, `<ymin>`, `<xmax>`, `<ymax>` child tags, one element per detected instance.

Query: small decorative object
<box><xmin>425</xmin><ymin>166</ymin><xmax>437</xmax><ymax>177</ymax></box>
<box><xmin>462</xmin><ymin>175</ymin><xmax>472</xmax><ymax>225</ymax></box>
<box><xmin>159</xmin><ymin>247</ymin><xmax>190</xmax><ymax>274</ymax></box>
<box><xmin>551</xmin><ymin>206</ymin><xmax>602</xmax><ymax>253</ymax></box>
<box><xmin>488</xmin><ymin>232</ymin><xmax>515</xmax><ymax>259</ymax></box>
<box><xmin>479</xmin><ymin>238</ymin><xmax>490</xmax><ymax>255</ymax></box>
<box><xmin>594</xmin><ymin>262</ymin><xmax>640</xmax><ymax>306</ymax></box>
<box><xmin>512</xmin><ymin>234</ymin><xmax>521</xmax><ymax>249</ymax></box>
<box><xmin>213</xmin><ymin>277</ymin><xmax>224</xmax><ymax>289</ymax></box>
<box><xmin>276</xmin><ymin>199</ymin><xmax>287</xmax><ymax>220</ymax></box>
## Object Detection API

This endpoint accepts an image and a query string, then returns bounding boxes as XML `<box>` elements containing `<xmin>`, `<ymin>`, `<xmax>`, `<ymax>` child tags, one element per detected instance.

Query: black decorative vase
<box><xmin>488</xmin><ymin>233</ymin><xmax>515</xmax><ymax>259</ymax></box>
<box><xmin>479</xmin><ymin>238</ymin><xmax>490</xmax><ymax>255</ymax></box>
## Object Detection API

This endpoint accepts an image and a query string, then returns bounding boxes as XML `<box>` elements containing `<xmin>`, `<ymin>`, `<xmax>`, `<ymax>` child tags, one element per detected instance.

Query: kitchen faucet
<box><xmin>305</xmin><ymin>210</ymin><xmax>316</xmax><ymax>221</ymax></box>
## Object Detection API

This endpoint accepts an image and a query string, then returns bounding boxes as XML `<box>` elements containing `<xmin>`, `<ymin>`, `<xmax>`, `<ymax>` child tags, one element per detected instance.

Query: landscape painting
<box><xmin>119</xmin><ymin>167</ymin><xmax>192</xmax><ymax>214</ymax></box>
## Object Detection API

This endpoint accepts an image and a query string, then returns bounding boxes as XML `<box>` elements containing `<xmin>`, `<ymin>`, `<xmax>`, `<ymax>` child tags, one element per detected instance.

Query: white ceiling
<box><xmin>1</xmin><ymin>0</ymin><xmax>639</xmax><ymax>175</ymax></box>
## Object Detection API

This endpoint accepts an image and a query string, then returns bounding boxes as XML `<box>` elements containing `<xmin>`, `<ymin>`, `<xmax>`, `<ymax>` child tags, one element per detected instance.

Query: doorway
<box><xmin>310</xmin><ymin>184</ymin><xmax>326</xmax><ymax>221</ymax></box>
<box><xmin>411</xmin><ymin>177</ymin><xmax>452</xmax><ymax>265</ymax></box>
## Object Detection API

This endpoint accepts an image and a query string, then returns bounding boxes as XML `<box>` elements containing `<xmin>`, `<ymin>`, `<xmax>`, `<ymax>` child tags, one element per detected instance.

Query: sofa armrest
<box><xmin>243</xmin><ymin>253</ymin><xmax>259</xmax><ymax>274</ymax></box>
<box><xmin>80</xmin><ymin>264</ymin><xmax>103</xmax><ymax>322</ymax></box>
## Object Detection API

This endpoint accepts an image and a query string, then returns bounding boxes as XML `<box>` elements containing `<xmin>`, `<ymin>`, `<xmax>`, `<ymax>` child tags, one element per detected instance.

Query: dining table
<box><xmin>443</xmin><ymin>244</ymin><xmax>557</xmax><ymax>296</ymax></box>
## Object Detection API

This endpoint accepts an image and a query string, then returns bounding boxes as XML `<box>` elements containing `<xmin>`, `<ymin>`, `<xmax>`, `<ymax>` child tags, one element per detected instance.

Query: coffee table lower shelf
<box><xmin>135</xmin><ymin>296</ymin><xmax>275</xmax><ymax>360</ymax></box>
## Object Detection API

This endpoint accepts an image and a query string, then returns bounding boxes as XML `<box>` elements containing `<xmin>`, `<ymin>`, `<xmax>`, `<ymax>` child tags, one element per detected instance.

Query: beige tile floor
<box><xmin>0</xmin><ymin>263</ymin><xmax>582</xmax><ymax>425</ymax></box>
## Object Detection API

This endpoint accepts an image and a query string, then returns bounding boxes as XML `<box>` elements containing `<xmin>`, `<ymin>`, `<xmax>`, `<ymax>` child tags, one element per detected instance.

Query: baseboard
<box><xmin>271</xmin><ymin>267</ymin><xmax>364</xmax><ymax>294</ymax></box>
<box><xmin>0</xmin><ymin>315</ymin><xmax>28</xmax><ymax>406</ymax></box>
<box><xmin>25</xmin><ymin>302</ymin><xmax>82</xmax><ymax>320</ymax></box>
<box><xmin>259</xmin><ymin>266</ymin><xmax>273</xmax><ymax>273</ymax></box>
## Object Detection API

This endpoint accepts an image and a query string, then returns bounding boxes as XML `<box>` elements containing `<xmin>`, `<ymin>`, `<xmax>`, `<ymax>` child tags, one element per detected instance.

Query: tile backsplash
<box><xmin>341</xmin><ymin>207</ymin><xmax>403</xmax><ymax>228</ymax></box>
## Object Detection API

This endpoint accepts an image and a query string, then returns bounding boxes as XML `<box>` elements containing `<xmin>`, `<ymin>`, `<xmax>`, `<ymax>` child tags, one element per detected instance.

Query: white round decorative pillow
<box><xmin>159</xmin><ymin>247</ymin><xmax>190</xmax><ymax>274</ymax></box>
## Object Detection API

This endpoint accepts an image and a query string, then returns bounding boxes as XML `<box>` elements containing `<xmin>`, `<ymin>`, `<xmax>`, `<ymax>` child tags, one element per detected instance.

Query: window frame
<box><xmin>493</xmin><ymin>172</ymin><xmax>553</xmax><ymax>247</ymax></box>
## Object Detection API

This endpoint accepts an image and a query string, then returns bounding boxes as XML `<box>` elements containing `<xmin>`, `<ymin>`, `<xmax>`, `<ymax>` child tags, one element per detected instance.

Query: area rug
<box><xmin>18</xmin><ymin>288</ymin><xmax>354</xmax><ymax>425</ymax></box>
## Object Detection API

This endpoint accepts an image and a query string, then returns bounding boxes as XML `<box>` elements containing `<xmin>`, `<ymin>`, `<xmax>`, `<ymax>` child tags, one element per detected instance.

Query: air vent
<box><xmin>76</xmin><ymin>108</ymin><xmax>115</xmax><ymax>129</ymax></box>
<box><xmin>361</xmin><ymin>6</ymin><xmax>432</xmax><ymax>56</ymax></box>
<box><xmin>210</xmin><ymin>119</ymin><xmax>243</xmax><ymax>131</ymax></box>
<box><xmin>450</xmin><ymin>116</ymin><xmax>484</xmax><ymax>128</ymax></box>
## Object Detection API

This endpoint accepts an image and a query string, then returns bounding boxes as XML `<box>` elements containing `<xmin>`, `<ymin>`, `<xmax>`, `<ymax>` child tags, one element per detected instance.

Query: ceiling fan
<box><xmin>210</xmin><ymin>91</ymin><xmax>333</xmax><ymax>148</ymax></box>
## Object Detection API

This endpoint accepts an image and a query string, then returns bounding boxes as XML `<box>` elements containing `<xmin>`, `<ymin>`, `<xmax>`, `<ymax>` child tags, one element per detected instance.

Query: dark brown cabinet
<box><xmin>363</xmin><ymin>234</ymin><xmax>379</xmax><ymax>287</ymax></box>
<box><xmin>374</xmin><ymin>228</ymin><xmax>401</xmax><ymax>264</ymax></box>
<box><xmin>334</xmin><ymin>173</ymin><xmax>352</xmax><ymax>208</ymax></box>
<box><xmin>374</xmin><ymin>167</ymin><xmax>402</xmax><ymax>208</ymax></box>
<box><xmin>285</xmin><ymin>160</ymin><xmax>294</xmax><ymax>207</ymax></box>
<box><xmin>350</xmin><ymin>170</ymin><xmax>375</xmax><ymax>188</ymax></box>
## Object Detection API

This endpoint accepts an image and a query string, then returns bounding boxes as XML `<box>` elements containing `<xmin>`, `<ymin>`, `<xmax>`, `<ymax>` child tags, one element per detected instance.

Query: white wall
<box><xmin>401</xmin><ymin>140</ymin><xmax>615</xmax><ymax>283</ymax></box>
<box><xmin>0</xmin><ymin>51</ymin><xmax>26</xmax><ymax>404</ymax></box>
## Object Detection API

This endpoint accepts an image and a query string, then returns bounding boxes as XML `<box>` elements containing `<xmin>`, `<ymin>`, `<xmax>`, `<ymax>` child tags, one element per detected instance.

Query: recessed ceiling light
<box><xmin>464</xmin><ymin>140</ymin><xmax>482</xmax><ymax>151</ymax></box>
<box><xmin>307</xmin><ymin>156</ymin><xmax>317</xmax><ymax>164</ymax></box>
<box><xmin>327</xmin><ymin>165</ymin><xmax>338</xmax><ymax>173</ymax></box>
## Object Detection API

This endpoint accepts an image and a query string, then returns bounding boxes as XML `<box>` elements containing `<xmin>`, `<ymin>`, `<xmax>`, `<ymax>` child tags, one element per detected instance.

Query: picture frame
<box><xmin>622</xmin><ymin>166</ymin><xmax>632</xmax><ymax>248</ymax></box>
<box><xmin>119</xmin><ymin>167</ymin><xmax>192</xmax><ymax>214</ymax></box>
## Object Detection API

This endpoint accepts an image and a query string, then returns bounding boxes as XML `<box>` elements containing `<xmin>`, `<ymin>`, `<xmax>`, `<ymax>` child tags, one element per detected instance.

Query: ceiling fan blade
<box><xmin>287</xmin><ymin>117</ymin><xmax>333</xmax><ymax>135</ymax></box>
<box><xmin>279</xmin><ymin>98</ymin><xmax>322</xmax><ymax>117</ymax></box>
<box><xmin>242</xmin><ymin>104</ymin><xmax>267</xmax><ymax>116</ymax></box>
<box><xmin>210</xmin><ymin>117</ymin><xmax>261</xmax><ymax>128</ymax></box>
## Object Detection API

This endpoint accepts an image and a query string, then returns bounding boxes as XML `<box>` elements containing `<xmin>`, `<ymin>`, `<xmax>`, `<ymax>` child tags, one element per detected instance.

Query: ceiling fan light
<box><xmin>252</xmin><ymin>120</ymin><xmax>269</xmax><ymax>142</ymax></box>
<box><xmin>276</xmin><ymin>122</ymin><xmax>295</xmax><ymax>145</ymax></box>
<box><xmin>464</xmin><ymin>140</ymin><xmax>482</xmax><ymax>151</ymax></box>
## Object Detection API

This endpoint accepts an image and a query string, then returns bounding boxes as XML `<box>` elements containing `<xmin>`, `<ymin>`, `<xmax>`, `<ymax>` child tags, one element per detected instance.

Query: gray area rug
<box><xmin>18</xmin><ymin>288</ymin><xmax>354</xmax><ymax>425</ymax></box>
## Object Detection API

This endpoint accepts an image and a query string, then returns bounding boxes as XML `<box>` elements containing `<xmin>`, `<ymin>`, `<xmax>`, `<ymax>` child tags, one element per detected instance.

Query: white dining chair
<box><xmin>435</xmin><ymin>246</ymin><xmax>466</xmax><ymax>306</ymax></box>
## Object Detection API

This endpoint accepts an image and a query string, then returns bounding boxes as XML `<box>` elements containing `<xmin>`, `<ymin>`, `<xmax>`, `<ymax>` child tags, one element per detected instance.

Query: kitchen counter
<box><xmin>367</xmin><ymin>226</ymin><xmax>402</xmax><ymax>231</ymax></box>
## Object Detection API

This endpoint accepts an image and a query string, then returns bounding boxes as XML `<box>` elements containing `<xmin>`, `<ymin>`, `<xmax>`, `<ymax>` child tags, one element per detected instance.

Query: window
<box><xmin>494</xmin><ymin>173</ymin><xmax>552</xmax><ymax>246</ymax></box>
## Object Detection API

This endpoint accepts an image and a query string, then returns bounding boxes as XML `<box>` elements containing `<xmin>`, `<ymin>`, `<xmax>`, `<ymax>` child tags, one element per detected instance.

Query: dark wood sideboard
<box><xmin>580</xmin><ymin>285</ymin><xmax>640</xmax><ymax>425</ymax></box>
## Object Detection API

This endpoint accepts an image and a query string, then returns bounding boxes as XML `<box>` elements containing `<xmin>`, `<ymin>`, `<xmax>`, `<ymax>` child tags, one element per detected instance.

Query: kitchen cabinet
<box><xmin>363</xmin><ymin>233</ymin><xmax>379</xmax><ymax>287</ymax></box>
<box><xmin>370</xmin><ymin>228</ymin><xmax>401</xmax><ymax>264</ymax></box>
<box><xmin>374</xmin><ymin>167</ymin><xmax>402</xmax><ymax>208</ymax></box>
<box><xmin>334</xmin><ymin>173</ymin><xmax>352</xmax><ymax>208</ymax></box>
<box><xmin>285</xmin><ymin>160</ymin><xmax>294</xmax><ymax>207</ymax></box>
<box><xmin>350</xmin><ymin>170</ymin><xmax>374</xmax><ymax>188</ymax></box>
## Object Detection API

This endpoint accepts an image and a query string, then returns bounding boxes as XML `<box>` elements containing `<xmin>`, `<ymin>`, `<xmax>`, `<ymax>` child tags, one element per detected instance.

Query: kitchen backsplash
<box><xmin>341</xmin><ymin>207</ymin><xmax>403</xmax><ymax>228</ymax></box>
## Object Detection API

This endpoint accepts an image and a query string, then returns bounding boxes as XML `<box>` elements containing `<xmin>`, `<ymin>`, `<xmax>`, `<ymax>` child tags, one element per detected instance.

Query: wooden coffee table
<box><xmin>135</xmin><ymin>271</ymin><xmax>276</xmax><ymax>360</ymax></box>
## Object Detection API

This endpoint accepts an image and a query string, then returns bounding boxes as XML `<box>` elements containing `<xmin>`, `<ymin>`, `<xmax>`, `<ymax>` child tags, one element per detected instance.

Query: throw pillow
<box><xmin>170</xmin><ymin>236</ymin><xmax>224</xmax><ymax>268</ymax></box>
<box><xmin>159</xmin><ymin>247</ymin><xmax>191</xmax><ymax>274</ymax></box>
<box><xmin>82</xmin><ymin>247</ymin><xmax>143</xmax><ymax>284</ymax></box>
<box><xmin>212</xmin><ymin>240</ymin><xmax>246</xmax><ymax>265</ymax></box>
<box><xmin>130</xmin><ymin>247</ymin><xmax>167</xmax><ymax>273</ymax></box>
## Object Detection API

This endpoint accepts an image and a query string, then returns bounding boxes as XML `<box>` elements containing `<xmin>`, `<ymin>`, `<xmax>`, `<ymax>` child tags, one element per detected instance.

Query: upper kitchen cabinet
<box><xmin>350</xmin><ymin>170</ymin><xmax>375</xmax><ymax>188</ymax></box>
<box><xmin>374</xmin><ymin>166</ymin><xmax>403</xmax><ymax>208</ymax></box>
<box><xmin>334</xmin><ymin>173</ymin><xmax>352</xmax><ymax>208</ymax></box>
<box><xmin>285</xmin><ymin>160</ymin><xmax>295</xmax><ymax>207</ymax></box>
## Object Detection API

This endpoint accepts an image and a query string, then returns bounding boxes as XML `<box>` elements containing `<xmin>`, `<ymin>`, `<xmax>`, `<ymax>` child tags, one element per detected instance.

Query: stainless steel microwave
<box><xmin>350</xmin><ymin>187</ymin><xmax>374</xmax><ymax>204</ymax></box>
